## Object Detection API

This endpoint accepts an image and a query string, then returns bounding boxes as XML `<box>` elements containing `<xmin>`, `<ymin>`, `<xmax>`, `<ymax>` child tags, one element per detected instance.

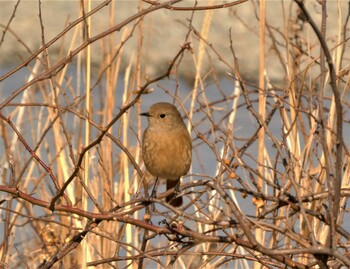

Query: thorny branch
<box><xmin>1</xmin><ymin>0</ymin><xmax>350</xmax><ymax>268</ymax></box>
<box><xmin>48</xmin><ymin>42</ymin><xmax>191</xmax><ymax>210</ymax></box>
<box><xmin>294</xmin><ymin>0</ymin><xmax>344</xmax><ymax>246</ymax></box>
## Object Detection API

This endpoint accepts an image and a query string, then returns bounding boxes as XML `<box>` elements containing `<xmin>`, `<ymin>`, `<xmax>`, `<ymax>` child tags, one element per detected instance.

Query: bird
<box><xmin>141</xmin><ymin>102</ymin><xmax>192</xmax><ymax>207</ymax></box>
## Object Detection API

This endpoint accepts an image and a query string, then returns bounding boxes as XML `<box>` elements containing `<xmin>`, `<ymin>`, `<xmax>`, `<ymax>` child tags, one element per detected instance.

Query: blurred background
<box><xmin>1</xmin><ymin>1</ymin><xmax>349</xmax><ymax>82</ymax></box>
<box><xmin>1</xmin><ymin>1</ymin><xmax>350</xmax><ymax>268</ymax></box>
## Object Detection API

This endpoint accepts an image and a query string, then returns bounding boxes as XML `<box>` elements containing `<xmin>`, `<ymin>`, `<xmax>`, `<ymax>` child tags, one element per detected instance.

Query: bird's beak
<box><xmin>140</xmin><ymin>112</ymin><xmax>151</xmax><ymax>117</ymax></box>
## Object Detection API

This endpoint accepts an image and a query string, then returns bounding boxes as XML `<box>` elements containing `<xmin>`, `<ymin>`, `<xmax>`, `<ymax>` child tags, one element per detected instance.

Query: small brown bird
<box><xmin>141</xmin><ymin>102</ymin><xmax>192</xmax><ymax>207</ymax></box>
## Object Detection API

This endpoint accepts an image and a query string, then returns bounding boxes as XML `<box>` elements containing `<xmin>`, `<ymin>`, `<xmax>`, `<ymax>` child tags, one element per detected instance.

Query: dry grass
<box><xmin>0</xmin><ymin>1</ymin><xmax>350</xmax><ymax>268</ymax></box>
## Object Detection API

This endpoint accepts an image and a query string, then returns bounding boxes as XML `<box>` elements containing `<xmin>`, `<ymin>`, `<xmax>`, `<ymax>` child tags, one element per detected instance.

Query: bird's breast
<box><xmin>142</xmin><ymin>127</ymin><xmax>192</xmax><ymax>179</ymax></box>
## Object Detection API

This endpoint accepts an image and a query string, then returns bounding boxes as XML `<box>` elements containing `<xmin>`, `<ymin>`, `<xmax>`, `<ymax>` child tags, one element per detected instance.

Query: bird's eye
<box><xmin>159</xmin><ymin>114</ymin><xmax>166</xmax><ymax>118</ymax></box>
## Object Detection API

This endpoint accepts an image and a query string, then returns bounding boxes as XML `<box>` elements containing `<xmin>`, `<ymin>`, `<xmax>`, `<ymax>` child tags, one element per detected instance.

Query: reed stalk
<box><xmin>0</xmin><ymin>1</ymin><xmax>349</xmax><ymax>268</ymax></box>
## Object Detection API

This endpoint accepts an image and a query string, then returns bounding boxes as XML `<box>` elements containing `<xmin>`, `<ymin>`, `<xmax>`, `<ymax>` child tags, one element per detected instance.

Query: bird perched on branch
<box><xmin>141</xmin><ymin>102</ymin><xmax>192</xmax><ymax>207</ymax></box>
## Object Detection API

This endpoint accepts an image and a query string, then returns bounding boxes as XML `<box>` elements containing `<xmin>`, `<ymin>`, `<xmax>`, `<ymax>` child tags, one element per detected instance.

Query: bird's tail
<box><xmin>166</xmin><ymin>179</ymin><xmax>183</xmax><ymax>207</ymax></box>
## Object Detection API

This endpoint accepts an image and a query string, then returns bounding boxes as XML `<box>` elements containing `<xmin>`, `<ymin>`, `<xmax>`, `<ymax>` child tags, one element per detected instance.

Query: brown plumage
<box><xmin>141</xmin><ymin>102</ymin><xmax>192</xmax><ymax>207</ymax></box>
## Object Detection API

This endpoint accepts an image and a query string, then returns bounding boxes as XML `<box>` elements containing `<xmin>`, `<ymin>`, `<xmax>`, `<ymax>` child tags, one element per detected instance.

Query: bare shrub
<box><xmin>0</xmin><ymin>1</ymin><xmax>349</xmax><ymax>268</ymax></box>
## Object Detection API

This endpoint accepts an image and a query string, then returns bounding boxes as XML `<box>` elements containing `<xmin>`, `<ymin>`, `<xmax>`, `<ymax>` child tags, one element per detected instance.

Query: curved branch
<box><xmin>143</xmin><ymin>0</ymin><xmax>247</xmax><ymax>11</ymax></box>
<box><xmin>294</xmin><ymin>0</ymin><xmax>343</xmax><ymax>244</ymax></box>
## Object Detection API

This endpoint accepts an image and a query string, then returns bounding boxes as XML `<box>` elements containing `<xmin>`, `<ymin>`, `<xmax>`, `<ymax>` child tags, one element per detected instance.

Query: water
<box><xmin>1</xmin><ymin>65</ymin><xmax>350</xmax><ymax>268</ymax></box>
